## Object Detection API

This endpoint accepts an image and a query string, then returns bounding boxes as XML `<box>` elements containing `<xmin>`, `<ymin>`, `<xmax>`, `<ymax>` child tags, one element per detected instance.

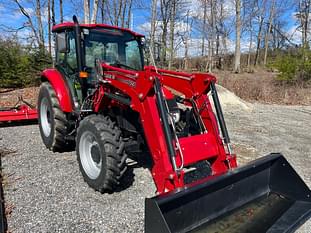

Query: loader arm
<box><xmin>92</xmin><ymin>63</ymin><xmax>237</xmax><ymax>194</ymax></box>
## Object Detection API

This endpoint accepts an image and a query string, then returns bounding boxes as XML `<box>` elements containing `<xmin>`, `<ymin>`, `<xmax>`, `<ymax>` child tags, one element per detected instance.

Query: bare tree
<box><xmin>194</xmin><ymin>0</ymin><xmax>232</xmax><ymax>71</ymax></box>
<box><xmin>168</xmin><ymin>0</ymin><xmax>177</xmax><ymax>69</ymax></box>
<box><xmin>207</xmin><ymin>0</ymin><xmax>216</xmax><ymax>72</ymax></box>
<box><xmin>297</xmin><ymin>0</ymin><xmax>311</xmax><ymax>49</ymax></box>
<box><xmin>60</xmin><ymin>0</ymin><xmax>64</xmax><ymax>23</ymax></box>
<box><xmin>101</xmin><ymin>0</ymin><xmax>105</xmax><ymax>23</ymax></box>
<box><xmin>201</xmin><ymin>0</ymin><xmax>207</xmax><ymax>56</ymax></box>
<box><xmin>12</xmin><ymin>0</ymin><xmax>45</xmax><ymax>48</ymax></box>
<box><xmin>125</xmin><ymin>0</ymin><xmax>133</xmax><ymax>28</ymax></box>
<box><xmin>91</xmin><ymin>0</ymin><xmax>100</xmax><ymax>23</ymax></box>
<box><xmin>48</xmin><ymin>0</ymin><xmax>52</xmax><ymax>54</ymax></box>
<box><xmin>247</xmin><ymin>20</ymin><xmax>254</xmax><ymax>71</ymax></box>
<box><xmin>234</xmin><ymin>0</ymin><xmax>241</xmax><ymax>73</ymax></box>
<box><xmin>121</xmin><ymin>0</ymin><xmax>128</xmax><ymax>27</ymax></box>
<box><xmin>84</xmin><ymin>0</ymin><xmax>90</xmax><ymax>23</ymax></box>
<box><xmin>150</xmin><ymin>0</ymin><xmax>158</xmax><ymax>56</ymax></box>
<box><xmin>159</xmin><ymin>0</ymin><xmax>171</xmax><ymax>65</ymax></box>
<box><xmin>36</xmin><ymin>0</ymin><xmax>44</xmax><ymax>49</ymax></box>
<box><xmin>253</xmin><ymin>0</ymin><xmax>267</xmax><ymax>66</ymax></box>
<box><xmin>183</xmin><ymin>10</ymin><xmax>192</xmax><ymax>70</ymax></box>
<box><xmin>52</xmin><ymin>0</ymin><xmax>55</xmax><ymax>25</ymax></box>
<box><xmin>263</xmin><ymin>0</ymin><xmax>276</xmax><ymax>65</ymax></box>
<box><xmin>102</xmin><ymin>0</ymin><xmax>133</xmax><ymax>27</ymax></box>
<box><xmin>243</xmin><ymin>0</ymin><xmax>258</xmax><ymax>71</ymax></box>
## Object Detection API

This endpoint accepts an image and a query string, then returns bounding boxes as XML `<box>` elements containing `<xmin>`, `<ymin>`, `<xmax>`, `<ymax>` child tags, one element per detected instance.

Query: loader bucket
<box><xmin>145</xmin><ymin>153</ymin><xmax>311</xmax><ymax>233</ymax></box>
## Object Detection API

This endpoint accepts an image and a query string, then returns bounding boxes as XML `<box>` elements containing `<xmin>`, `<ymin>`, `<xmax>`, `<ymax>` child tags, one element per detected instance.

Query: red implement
<box><xmin>0</xmin><ymin>97</ymin><xmax>37</xmax><ymax>123</ymax></box>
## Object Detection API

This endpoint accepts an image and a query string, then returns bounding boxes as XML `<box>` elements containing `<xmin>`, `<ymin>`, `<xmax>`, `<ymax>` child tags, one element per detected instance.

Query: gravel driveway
<box><xmin>0</xmin><ymin>103</ymin><xmax>310</xmax><ymax>233</ymax></box>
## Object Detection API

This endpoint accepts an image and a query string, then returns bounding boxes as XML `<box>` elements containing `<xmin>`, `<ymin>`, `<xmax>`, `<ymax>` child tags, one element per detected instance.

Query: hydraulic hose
<box><xmin>210</xmin><ymin>82</ymin><xmax>230</xmax><ymax>145</ymax></box>
<box><xmin>154</xmin><ymin>77</ymin><xmax>178</xmax><ymax>171</ymax></box>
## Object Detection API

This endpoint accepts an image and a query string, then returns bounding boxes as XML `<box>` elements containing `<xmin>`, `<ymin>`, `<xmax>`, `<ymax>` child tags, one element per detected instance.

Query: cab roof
<box><xmin>52</xmin><ymin>22</ymin><xmax>144</xmax><ymax>37</ymax></box>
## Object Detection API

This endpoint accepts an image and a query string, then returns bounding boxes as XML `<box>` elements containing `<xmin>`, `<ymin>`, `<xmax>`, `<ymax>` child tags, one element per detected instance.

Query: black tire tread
<box><xmin>77</xmin><ymin>114</ymin><xmax>127</xmax><ymax>192</ymax></box>
<box><xmin>40</xmin><ymin>82</ymin><xmax>68</xmax><ymax>151</ymax></box>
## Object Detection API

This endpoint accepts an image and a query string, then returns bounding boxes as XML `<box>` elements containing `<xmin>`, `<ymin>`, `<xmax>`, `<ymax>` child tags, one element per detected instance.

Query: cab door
<box><xmin>55</xmin><ymin>30</ymin><xmax>83</xmax><ymax>106</ymax></box>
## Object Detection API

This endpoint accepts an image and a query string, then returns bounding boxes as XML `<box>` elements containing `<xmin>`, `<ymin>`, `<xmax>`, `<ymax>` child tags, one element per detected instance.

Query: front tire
<box><xmin>76</xmin><ymin>115</ymin><xmax>127</xmax><ymax>192</ymax></box>
<box><xmin>38</xmin><ymin>82</ymin><xmax>69</xmax><ymax>152</ymax></box>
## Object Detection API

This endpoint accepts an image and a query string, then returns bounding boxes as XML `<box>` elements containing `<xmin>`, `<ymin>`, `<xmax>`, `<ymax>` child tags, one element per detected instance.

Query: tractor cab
<box><xmin>52</xmin><ymin>21</ymin><xmax>145</xmax><ymax>107</ymax></box>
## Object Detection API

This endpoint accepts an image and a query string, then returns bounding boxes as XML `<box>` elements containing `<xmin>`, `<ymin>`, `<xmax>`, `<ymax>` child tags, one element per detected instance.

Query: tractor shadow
<box><xmin>115</xmin><ymin>143</ymin><xmax>213</xmax><ymax>192</ymax></box>
<box><xmin>114</xmin><ymin>143</ymin><xmax>153</xmax><ymax>193</ymax></box>
<box><xmin>0</xmin><ymin>119</ymin><xmax>37</xmax><ymax>128</ymax></box>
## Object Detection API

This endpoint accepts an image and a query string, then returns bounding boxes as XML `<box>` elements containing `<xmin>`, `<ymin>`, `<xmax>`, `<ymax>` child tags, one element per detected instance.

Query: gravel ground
<box><xmin>0</xmin><ymin>103</ymin><xmax>310</xmax><ymax>233</ymax></box>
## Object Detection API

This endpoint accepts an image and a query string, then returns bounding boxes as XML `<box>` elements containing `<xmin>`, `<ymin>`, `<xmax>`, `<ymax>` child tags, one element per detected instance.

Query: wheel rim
<box><xmin>40</xmin><ymin>97</ymin><xmax>52</xmax><ymax>137</ymax></box>
<box><xmin>79</xmin><ymin>131</ymin><xmax>102</xmax><ymax>180</ymax></box>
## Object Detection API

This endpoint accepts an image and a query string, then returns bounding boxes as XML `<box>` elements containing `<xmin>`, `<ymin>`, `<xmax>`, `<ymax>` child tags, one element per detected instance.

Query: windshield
<box><xmin>83</xmin><ymin>28</ymin><xmax>144</xmax><ymax>71</ymax></box>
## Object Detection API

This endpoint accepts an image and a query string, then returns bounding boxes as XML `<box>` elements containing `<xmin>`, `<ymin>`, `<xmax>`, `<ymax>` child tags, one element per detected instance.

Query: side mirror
<box><xmin>56</xmin><ymin>32</ymin><xmax>68</xmax><ymax>53</ymax></box>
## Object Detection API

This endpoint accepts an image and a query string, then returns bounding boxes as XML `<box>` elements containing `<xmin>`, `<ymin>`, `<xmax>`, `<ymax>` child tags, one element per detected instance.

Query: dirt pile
<box><xmin>216</xmin><ymin>84</ymin><xmax>253</xmax><ymax>111</ymax></box>
<box><xmin>216</xmin><ymin>70</ymin><xmax>311</xmax><ymax>105</ymax></box>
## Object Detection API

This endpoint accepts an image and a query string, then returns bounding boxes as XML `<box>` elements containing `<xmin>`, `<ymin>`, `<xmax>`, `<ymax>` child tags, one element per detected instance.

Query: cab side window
<box><xmin>67</xmin><ymin>32</ymin><xmax>77</xmax><ymax>71</ymax></box>
<box><xmin>56</xmin><ymin>32</ymin><xmax>66</xmax><ymax>65</ymax></box>
<box><xmin>56</xmin><ymin>31</ymin><xmax>77</xmax><ymax>74</ymax></box>
<box><xmin>125</xmin><ymin>40</ymin><xmax>142</xmax><ymax>70</ymax></box>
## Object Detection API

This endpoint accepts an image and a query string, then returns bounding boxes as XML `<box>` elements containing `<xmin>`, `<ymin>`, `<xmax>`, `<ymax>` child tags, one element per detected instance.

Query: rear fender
<box><xmin>41</xmin><ymin>69</ymin><xmax>73</xmax><ymax>113</ymax></box>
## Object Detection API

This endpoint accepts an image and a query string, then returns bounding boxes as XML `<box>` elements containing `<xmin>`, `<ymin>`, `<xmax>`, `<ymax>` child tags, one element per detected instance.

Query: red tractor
<box><xmin>38</xmin><ymin>16</ymin><xmax>311</xmax><ymax>232</ymax></box>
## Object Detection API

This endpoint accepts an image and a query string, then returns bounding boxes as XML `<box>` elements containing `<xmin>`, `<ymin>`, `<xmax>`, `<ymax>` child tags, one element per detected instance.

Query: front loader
<box><xmin>38</xmin><ymin>16</ymin><xmax>311</xmax><ymax>232</ymax></box>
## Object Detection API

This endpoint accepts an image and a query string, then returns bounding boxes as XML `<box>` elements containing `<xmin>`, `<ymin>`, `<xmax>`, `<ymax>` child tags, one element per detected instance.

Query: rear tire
<box><xmin>38</xmin><ymin>82</ymin><xmax>70</xmax><ymax>152</ymax></box>
<box><xmin>76</xmin><ymin>115</ymin><xmax>127</xmax><ymax>192</ymax></box>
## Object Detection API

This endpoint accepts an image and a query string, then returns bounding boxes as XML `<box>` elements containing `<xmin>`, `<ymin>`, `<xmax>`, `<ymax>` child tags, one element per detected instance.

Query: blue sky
<box><xmin>0</xmin><ymin>0</ymin><xmax>301</xmax><ymax>55</ymax></box>
<box><xmin>0</xmin><ymin>0</ymin><xmax>150</xmax><ymax>34</ymax></box>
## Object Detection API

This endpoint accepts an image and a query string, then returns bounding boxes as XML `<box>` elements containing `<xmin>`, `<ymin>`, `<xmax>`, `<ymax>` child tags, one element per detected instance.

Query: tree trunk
<box><xmin>36</xmin><ymin>0</ymin><xmax>44</xmax><ymax>49</ymax></box>
<box><xmin>59</xmin><ymin>0</ymin><xmax>63</xmax><ymax>23</ymax></box>
<box><xmin>247</xmin><ymin>25</ymin><xmax>253</xmax><ymax>72</ymax></box>
<box><xmin>234</xmin><ymin>0</ymin><xmax>241</xmax><ymax>73</ymax></box>
<box><xmin>302</xmin><ymin>0</ymin><xmax>310</xmax><ymax>49</ymax></box>
<box><xmin>126</xmin><ymin>0</ymin><xmax>133</xmax><ymax>28</ymax></box>
<box><xmin>51</xmin><ymin>0</ymin><xmax>55</xmax><ymax>25</ymax></box>
<box><xmin>150</xmin><ymin>0</ymin><xmax>158</xmax><ymax>56</ymax></box>
<box><xmin>84</xmin><ymin>0</ymin><xmax>90</xmax><ymax>23</ymax></box>
<box><xmin>219</xmin><ymin>0</ymin><xmax>226</xmax><ymax>54</ymax></box>
<box><xmin>91</xmin><ymin>0</ymin><xmax>100</xmax><ymax>23</ymax></box>
<box><xmin>48</xmin><ymin>0</ymin><xmax>51</xmax><ymax>55</ymax></box>
<box><xmin>160</xmin><ymin>0</ymin><xmax>170</xmax><ymax>66</ymax></box>
<box><xmin>184</xmin><ymin>10</ymin><xmax>190</xmax><ymax>71</ymax></box>
<box><xmin>201</xmin><ymin>0</ymin><xmax>207</xmax><ymax>56</ymax></box>
<box><xmin>101</xmin><ymin>0</ymin><xmax>105</xmax><ymax>23</ymax></box>
<box><xmin>263</xmin><ymin>0</ymin><xmax>275</xmax><ymax>66</ymax></box>
<box><xmin>116</xmin><ymin>0</ymin><xmax>123</xmax><ymax>26</ymax></box>
<box><xmin>121</xmin><ymin>0</ymin><xmax>127</xmax><ymax>27</ymax></box>
<box><xmin>168</xmin><ymin>0</ymin><xmax>176</xmax><ymax>70</ymax></box>
<box><xmin>184</xmin><ymin>38</ymin><xmax>189</xmax><ymax>70</ymax></box>
<box><xmin>161</xmin><ymin>24</ymin><xmax>167</xmax><ymax>64</ymax></box>
<box><xmin>254</xmin><ymin>16</ymin><xmax>264</xmax><ymax>66</ymax></box>
<box><xmin>208</xmin><ymin>0</ymin><xmax>216</xmax><ymax>72</ymax></box>
<box><xmin>304</xmin><ymin>4</ymin><xmax>309</xmax><ymax>49</ymax></box>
